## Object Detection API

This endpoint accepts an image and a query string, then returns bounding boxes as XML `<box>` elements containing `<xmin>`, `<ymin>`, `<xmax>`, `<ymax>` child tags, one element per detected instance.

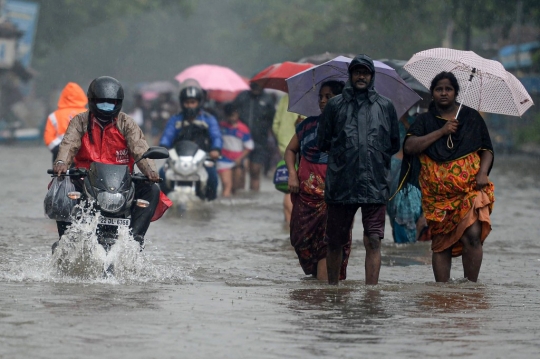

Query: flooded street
<box><xmin>1</xmin><ymin>143</ymin><xmax>539</xmax><ymax>358</ymax></box>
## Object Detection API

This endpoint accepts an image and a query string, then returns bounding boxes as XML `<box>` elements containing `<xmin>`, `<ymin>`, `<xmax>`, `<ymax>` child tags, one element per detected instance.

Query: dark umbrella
<box><xmin>378</xmin><ymin>58</ymin><xmax>429</xmax><ymax>95</ymax></box>
<box><xmin>286</xmin><ymin>56</ymin><xmax>421</xmax><ymax>118</ymax></box>
<box><xmin>297</xmin><ymin>52</ymin><xmax>357</xmax><ymax>65</ymax></box>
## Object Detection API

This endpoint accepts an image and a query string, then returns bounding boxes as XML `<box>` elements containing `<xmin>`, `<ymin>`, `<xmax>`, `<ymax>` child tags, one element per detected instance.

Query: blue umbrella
<box><xmin>286</xmin><ymin>56</ymin><xmax>421</xmax><ymax>118</ymax></box>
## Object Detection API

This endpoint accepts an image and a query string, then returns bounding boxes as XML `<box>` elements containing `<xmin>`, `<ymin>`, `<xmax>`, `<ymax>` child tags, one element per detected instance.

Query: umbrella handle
<box><xmin>449</xmin><ymin>68</ymin><xmax>476</xmax><ymax>149</ymax></box>
<box><xmin>454</xmin><ymin>67</ymin><xmax>476</xmax><ymax>120</ymax></box>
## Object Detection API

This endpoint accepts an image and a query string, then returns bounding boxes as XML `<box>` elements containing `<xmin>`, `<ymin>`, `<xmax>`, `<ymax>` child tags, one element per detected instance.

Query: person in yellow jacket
<box><xmin>272</xmin><ymin>93</ymin><xmax>303</xmax><ymax>227</ymax></box>
<box><xmin>43</xmin><ymin>82</ymin><xmax>87</xmax><ymax>163</ymax></box>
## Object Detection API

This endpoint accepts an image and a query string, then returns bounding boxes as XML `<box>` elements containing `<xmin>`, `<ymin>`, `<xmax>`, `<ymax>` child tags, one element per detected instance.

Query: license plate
<box><xmin>172</xmin><ymin>175</ymin><xmax>200</xmax><ymax>181</ymax></box>
<box><xmin>98</xmin><ymin>216</ymin><xmax>130</xmax><ymax>226</ymax></box>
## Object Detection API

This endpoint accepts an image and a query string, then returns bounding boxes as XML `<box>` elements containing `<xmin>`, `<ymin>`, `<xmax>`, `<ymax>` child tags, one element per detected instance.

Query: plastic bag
<box><xmin>394</xmin><ymin>183</ymin><xmax>422</xmax><ymax>230</ymax></box>
<box><xmin>273</xmin><ymin>159</ymin><xmax>297</xmax><ymax>194</ymax></box>
<box><xmin>44</xmin><ymin>177</ymin><xmax>77</xmax><ymax>221</ymax></box>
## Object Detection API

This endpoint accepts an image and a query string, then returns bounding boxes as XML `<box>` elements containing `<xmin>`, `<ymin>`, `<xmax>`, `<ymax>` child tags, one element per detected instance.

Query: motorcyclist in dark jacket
<box><xmin>318</xmin><ymin>54</ymin><xmax>400</xmax><ymax>285</ymax></box>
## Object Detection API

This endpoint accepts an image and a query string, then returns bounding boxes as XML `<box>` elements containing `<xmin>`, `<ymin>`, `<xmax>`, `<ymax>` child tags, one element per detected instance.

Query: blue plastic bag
<box><xmin>273</xmin><ymin>159</ymin><xmax>290</xmax><ymax>193</ymax></box>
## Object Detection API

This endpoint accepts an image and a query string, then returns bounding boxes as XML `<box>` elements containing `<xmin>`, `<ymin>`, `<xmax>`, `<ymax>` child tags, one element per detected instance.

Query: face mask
<box><xmin>96</xmin><ymin>102</ymin><xmax>115</xmax><ymax>112</ymax></box>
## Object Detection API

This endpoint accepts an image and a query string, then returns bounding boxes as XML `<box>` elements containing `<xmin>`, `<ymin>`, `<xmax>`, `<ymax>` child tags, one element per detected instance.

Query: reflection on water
<box><xmin>165</xmin><ymin>200</ymin><xmax>217</xmax><ymax>223</ymax></box>
<box><xmin>417</xmin><ymin>286</ymin><xmax>490</xmax><ymax>314</ymax></box>
<box><xmin>41</xmin><ymin>285</ymin><xmax>162</xmax><ymax>313</ymax></box>
<box><xmin>289</xmin><ymin>287</ymin><xmax>355</xmax><ymax>308</ymax></box>
<box><xmin>287</xmin><ymin>287</ymin><xmax>388</xmax><ymax>345</ymax></box>
<box><xmin>412</xmin><ymin>285</ymin><xmax>492</xmax><ymax>343</ymax></box>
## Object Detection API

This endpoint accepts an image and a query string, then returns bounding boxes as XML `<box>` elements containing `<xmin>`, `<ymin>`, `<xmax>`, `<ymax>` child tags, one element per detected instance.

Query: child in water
<box><xmin>217</xmin><ymin>103</ymin><xmax>254</xmax><ymax>197</ymax></box>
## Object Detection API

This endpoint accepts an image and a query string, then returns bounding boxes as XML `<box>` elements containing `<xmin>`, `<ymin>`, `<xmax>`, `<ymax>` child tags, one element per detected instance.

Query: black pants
<box><xmin>56</xmin><ymin>181</ymin><xmax>160</xmax><ymax>239</ymax></box>
<box><xmin>325</xmin><ymin>203</ymin><xmax>387</xmax><ymax>248</ymax></box>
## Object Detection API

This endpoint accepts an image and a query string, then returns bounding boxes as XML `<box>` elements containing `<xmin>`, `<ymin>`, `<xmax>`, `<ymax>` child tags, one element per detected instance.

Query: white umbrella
<box><xmin>403</xmin><ymin>48</ymin><xmax>534</xmax><ymax>117</ymax></box>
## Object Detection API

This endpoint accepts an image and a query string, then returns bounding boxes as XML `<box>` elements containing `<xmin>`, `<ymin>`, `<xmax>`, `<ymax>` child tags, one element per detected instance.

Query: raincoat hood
<box><xmin>342</xmin><ymin>55</ymin><xmax>378</xmax><ymax>103</ymax></box>
<box><xmin>348</xmin><ymin>54</ymin><xmax>376</xmax><ymax>89</ymax></box>
<box><xmin>57</xmin><ymin>82</ymin><xmax>88</xmax><ymax>109</ymax></box>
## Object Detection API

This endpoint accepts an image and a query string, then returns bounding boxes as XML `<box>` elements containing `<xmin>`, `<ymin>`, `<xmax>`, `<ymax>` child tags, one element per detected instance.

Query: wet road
<box><xmin>1</xmin><ymin>144</ymin><xmax>539</xmax><ymax>358</ymax></box>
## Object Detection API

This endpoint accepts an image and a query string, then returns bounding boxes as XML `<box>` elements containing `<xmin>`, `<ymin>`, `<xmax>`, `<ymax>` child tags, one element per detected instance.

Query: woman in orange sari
<box><xmin>403</xmin><ymin>71</ymin><xmax>494</xmax><ymax>282</ymax></box>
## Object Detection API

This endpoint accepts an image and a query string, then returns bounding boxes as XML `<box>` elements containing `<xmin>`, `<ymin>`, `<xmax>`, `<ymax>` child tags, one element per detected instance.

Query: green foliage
<box><xmin>516</xmin><ymin>113</ymin><xmax>540</xmax><ymax>144</ymax></box>
<box><xmin>514</xmin><ymin>112</ymin><xmax>540</xmax><ymax>145</ymax></box>
<box><xmin>234</xmin><ymin>0</ymin><xmax>446</xmax><ymax>59</ymax></box>
<box><xmin>241</xmin><ymin>0</ymin><xmax>540</xmax><ymax>58</ymax></box>
<box><xmin>32</xmin><ymin>0</ymin><xmax>193</xmax><ymax>58</ymax></box>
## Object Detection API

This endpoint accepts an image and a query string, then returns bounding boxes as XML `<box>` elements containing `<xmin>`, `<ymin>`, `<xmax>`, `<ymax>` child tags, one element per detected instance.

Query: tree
<box><xmin>237</xmin><ymin>0</ymin><xmax>449</xmax><ymax>60</ymax></box>
<box><xmin>32</xmin><ymin>0</ymin><xmax>192</xmax><ymax>60</ymax></box>
<box><xmin>240</xmin><ymin>0</ymin><xmax>540</xmax><ymax>60</ymax></box>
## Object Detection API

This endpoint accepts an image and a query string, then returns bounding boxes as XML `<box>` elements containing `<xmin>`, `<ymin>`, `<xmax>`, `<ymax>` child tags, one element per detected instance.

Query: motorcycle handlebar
<box><xmin>47</xmin><ymin>169</ymin><xmax>162</xmax><ymax>183</ymax></box>
<box><xmin>47</xmin><ymin>168</ymin><xmax>87</xmax><ymax>177</ymax></box>
<box><xmin>131</xmin><ymin>173</ymin><xmax>163</xmax><ymax>183</ymax></box>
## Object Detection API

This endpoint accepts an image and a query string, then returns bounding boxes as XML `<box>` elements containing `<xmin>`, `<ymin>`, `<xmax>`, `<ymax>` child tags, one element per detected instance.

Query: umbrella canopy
<box><xmin>403</xmin><ymin>48</ymin><xmax>534</xmax><ymax>117</ymax></box>
<box><xmin>286</xmin><ymin>56</ymin><xmax>421</xmax><ymax>118</ymax></box>
<box><xmin>378</xmin><ymin>59</ymin><xmax>429</xmax><ymax>94</ymax></box>
<box><xmin>251</xmin><ymin>61</ymin><xmax>314</xmax><ymax>92</ymax></box>
<box><xmin>298</xmin><ymin>52</ymin><xmax>357</xmax><ymax>65</ymax></box>
<box><xmin>175</xmin><ymin>64</ymin><xmax>249</xmax><ymax>93</ymax></box>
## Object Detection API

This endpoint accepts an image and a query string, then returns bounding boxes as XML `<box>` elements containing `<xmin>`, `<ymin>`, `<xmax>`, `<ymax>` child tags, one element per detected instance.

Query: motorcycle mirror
<box><xmin>134</xmin><ymin>146</ymin><xmax>170</xmax><ymax>165</ymax></box>
<box><xmin>143</xmin><ymin>146</ymin><xmax>170</xmax><ymax>160</ymax></box>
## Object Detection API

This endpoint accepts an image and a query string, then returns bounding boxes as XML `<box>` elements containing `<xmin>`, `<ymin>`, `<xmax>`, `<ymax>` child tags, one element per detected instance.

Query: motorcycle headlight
<box><xmin>97</xmin><ymin>191</ymin><xmax>125</xmax><ymax>213</ymax></box>
<box><xmin>175</xmin><ymin>158</ymin><xmax>197</xmax><ymax>176</ymax></box>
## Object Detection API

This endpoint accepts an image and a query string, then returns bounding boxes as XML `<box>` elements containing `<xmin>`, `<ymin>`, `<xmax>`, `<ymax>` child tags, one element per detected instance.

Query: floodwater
<box><xmin>1</xmin><ymin>144</ymin><xmax>539</xmax><ymax>358</ymax></box>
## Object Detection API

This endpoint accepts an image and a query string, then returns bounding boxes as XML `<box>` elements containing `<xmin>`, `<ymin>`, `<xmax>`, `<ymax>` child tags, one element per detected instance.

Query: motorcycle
<box><xmin>48</xmin><ymin>146</ymin><xmax>169</xmax><ymax>253</ymax></box>
<box><xmin>162</xmin><ymin>140</ymin><xmax>215</xmax><ymax>207</ymax></box>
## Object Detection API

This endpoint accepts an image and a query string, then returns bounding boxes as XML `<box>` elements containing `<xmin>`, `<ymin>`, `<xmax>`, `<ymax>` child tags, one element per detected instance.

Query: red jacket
<box><xmin>75</xmin><ymin>117</ymin><xmax>136</xmax><ymax>171</ymax></box>
<box><xmin>57</xmin><ymin>112</ymin><xmax>171</xmax><ymax>222</ymax></box>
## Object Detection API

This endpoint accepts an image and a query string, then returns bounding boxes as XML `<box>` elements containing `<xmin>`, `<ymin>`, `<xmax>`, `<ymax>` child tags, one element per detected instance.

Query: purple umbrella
<box><xmin>286</xmin><ymin>56</ymin><xmax>422</xmax><ymax>118</ymax></box>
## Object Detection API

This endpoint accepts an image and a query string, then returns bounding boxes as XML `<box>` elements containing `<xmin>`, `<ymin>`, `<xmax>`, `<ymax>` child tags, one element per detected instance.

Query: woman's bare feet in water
<box><xmin>316</xmin><ymin>258</ymin><xmax>328</xmax><ymax>281</ymax></box>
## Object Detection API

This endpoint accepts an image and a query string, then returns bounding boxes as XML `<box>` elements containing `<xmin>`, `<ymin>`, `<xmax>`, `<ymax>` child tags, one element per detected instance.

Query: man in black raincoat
<box><xmin>318</xmin><ymin>54</ymin><xmax>400</xmax><ymax>285</ymax></box>
<box><xmin>233</xmin><ymin>82</ymin><xmax>276</xmax><ymax>191</ymax></box>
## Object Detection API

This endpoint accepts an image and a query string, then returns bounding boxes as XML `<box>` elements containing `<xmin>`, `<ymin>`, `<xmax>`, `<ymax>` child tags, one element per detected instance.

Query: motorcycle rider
<box><xmin>52</xmin><ymin>76</ymin><xmax>168</xmax><ymax>250</ymax></box>
<box><xmin>158</xmin><ymin>85</ymin><xmax>222</xmax><ymax>200</ymax></box>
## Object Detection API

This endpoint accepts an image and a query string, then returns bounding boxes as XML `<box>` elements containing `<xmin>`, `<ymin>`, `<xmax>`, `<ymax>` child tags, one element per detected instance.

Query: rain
<box><xmin>1</xmin><ymin>1</ymin><xmax>540</xmax><ymax>358</ymax></box>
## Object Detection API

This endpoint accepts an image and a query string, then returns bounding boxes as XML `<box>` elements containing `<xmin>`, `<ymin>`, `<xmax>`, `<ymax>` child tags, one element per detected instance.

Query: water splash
<box><xmin>50</xmin><ymin>205</ymin><xmax>108</xmax><ymax>279</ymax></box>
<box><xmin>43</xmin><ymin>204</ymin><xmax>193</xmax><ymax>283</ymax></box>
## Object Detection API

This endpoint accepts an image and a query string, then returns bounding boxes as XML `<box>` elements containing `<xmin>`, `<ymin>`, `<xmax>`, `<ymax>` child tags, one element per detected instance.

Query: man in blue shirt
<box><xmin>159</xmin><ymin>86</ymin><xmax>222</xmax><ymax>200</ymax></box>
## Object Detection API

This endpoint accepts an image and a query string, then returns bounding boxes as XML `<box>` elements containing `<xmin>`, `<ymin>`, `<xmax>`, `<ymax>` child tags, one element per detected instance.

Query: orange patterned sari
<box><xmin>418</xmin><ymin>152</ymin><xmax>495</xmax><ymax>257</ymax></box>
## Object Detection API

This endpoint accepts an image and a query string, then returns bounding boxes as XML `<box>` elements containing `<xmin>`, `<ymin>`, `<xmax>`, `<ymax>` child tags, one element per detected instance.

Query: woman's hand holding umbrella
<box><xmin>440</xmin><ymin>118</ymin><xmax>458</xmax><ymax>136</ymax></box>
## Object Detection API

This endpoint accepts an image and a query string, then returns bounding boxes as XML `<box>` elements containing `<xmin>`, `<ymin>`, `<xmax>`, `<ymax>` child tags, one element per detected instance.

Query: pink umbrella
<box><xmin>175</xmin><ymin>64</ymin><xmax>250</xmax><ymax>93</ymax></box>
